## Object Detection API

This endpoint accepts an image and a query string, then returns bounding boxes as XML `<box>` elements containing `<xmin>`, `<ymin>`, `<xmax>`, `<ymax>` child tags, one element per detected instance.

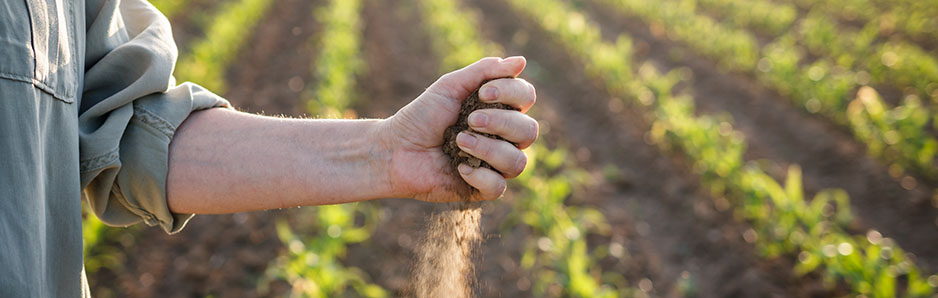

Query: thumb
<box><xmin>429</xmin><ymin>56</ymin><xmax>526</xmax><ymax>100</ymax></box>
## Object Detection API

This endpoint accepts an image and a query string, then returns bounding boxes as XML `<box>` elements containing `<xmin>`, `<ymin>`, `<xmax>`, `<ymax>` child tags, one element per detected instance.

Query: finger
<box><xmin>479</xmin><ymin>78</ymin><xmax>536</xmax><ymax>112</ymax></box>
<box><xmin>458</xmin><ymin>164</ymin><xmax>507</xmax><ymax>201</ymax></box>
<box><xmin>457</xmin><ymin>132</ymin><xmax>528</xmax><ymax>178</ymax></box>
<box><xmin>467</xmin><ymin>110</ymin><xmax>539</xmax><ymax>149</ymax></box>
<box><xmin>429</xmin><ymin>56</ymin><xmax>527</xmax><ymax>100</ymax></box>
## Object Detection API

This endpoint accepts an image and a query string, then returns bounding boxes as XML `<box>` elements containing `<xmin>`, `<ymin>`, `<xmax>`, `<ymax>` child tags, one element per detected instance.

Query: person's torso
<box><xmin>0</xmin><ymin>0</ymin><xmax>88</xmax><ymax>297</ymax></box>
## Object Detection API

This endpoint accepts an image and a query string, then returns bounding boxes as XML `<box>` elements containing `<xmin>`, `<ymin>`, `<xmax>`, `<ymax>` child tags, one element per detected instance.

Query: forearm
<box><xmin>166</xmin><ymin>108</ymin><xmax>393</xmax><ymax>214</ymax></box>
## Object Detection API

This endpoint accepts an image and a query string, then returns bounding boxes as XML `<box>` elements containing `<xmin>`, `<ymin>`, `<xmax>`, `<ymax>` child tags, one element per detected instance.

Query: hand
<box><xmin>380</xmin><ymin>57</ymin><xmax>538</xmax><ymax>202</ymax></box>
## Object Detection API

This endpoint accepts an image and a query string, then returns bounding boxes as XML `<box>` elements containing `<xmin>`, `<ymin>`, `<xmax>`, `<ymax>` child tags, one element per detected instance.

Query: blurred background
<box><xmin>84</xmin><ymin>0</ymin><xmax>938</xmax><ymax>297</ymax></box>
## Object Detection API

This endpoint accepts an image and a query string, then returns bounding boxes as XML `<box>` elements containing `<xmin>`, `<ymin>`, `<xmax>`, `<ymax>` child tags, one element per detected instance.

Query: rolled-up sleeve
<box><xmin>79</xmin><ymin>0</ymin><xmax>229</xmax><ymax>233</ymax></box>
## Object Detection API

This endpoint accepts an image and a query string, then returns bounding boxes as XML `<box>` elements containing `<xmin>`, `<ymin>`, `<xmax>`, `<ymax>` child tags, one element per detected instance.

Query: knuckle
<box><xmin>484</xmin><ymin>79</ymin><xmax>505</xmax><ymax>94</ymax></box>
<box><xmin>480</xmin><ymin>57</ymin><xmax>501</xmax><ymax>66</ymax></box>
<box><xmin>495</xmin><ymin>111</ymin><xmax>512</xmax><ymax>131</ymax></box>
<box><xmin>439</xmin><ymin>72</ymin><xmax>456</xmax><ymax>83</ymax></box>
<box><xmin>476</xmin><ymin>137</ymin><xmax>494</xmax><ymax>158</ymax></box>
<box><xmin>506</xmin><ymin>80</ymin><xmax>523</xmax><ymax>94</ymax></box>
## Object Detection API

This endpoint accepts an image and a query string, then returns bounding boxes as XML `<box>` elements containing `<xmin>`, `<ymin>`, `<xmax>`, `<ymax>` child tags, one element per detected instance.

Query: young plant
<box><xmin>262</xmin><ymin>205</ymin><xmax>386</xmax><ymax>298</ymax></box>
<box><xmin>307</xmin><ymin>0</ymin><xmax>366</xmax><ymax>118</ymax></box>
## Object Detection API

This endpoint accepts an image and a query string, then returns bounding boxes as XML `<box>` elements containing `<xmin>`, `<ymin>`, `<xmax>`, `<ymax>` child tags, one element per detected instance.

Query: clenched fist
<box><xmin>381</xmin><ymin>57</ymin><xmax>538</xmax><ymax>202</ymax></box>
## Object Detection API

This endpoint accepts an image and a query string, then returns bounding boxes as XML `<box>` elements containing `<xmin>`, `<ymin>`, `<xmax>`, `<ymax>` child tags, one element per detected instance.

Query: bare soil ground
<box><xmin>89</xmin><ymin>0</ymin><xmax>934</xmax><ymax>296</ymax></box>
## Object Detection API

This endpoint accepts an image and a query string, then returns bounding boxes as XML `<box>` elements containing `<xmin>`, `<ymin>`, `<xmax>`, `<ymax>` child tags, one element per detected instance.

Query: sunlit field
<box><xmin>83</xmin><ymin>0</ymin><xmax>938</xmax><ymax>296</ymax></box>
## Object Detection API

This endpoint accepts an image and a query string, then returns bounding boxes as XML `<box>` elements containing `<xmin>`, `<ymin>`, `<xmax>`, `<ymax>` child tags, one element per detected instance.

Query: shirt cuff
<box><xmin>105</xmin><ymin>82</ymin><xmax>229</xmax><ymax>234</ymax></box>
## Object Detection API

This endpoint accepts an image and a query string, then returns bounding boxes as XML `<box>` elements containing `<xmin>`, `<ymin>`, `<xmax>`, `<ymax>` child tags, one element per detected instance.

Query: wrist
<box><xmin>373</xmin><ymin>116</ymin><xmax>426</xmax><ymax>200</ymax></box>
<box><xmin>366</xmin><ymin>118</ymin><xmax>399</xmax><ymax>199</ymax></box>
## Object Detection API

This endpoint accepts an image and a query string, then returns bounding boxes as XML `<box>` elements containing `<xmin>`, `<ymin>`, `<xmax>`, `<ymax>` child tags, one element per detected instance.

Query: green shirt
<box><xmin>0</xmin><ymin>0</ymin><xmax>229</xmax><ymax>297</ymax></box>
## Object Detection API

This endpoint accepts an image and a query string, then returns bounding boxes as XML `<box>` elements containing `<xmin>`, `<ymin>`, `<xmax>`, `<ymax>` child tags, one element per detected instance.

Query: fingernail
<box><xmin>458</xmin><ymin>164</ymin><xmax>473</xmax><ymax>175</ymax></box>
<box><xmin>468</xmin><ymin>112</ymin><xmax>488</xmax><ymax>127</ymax></box>
<box><xmin>457</xmin><ymin>132</ymin><xmax>477</xmax><ymax>148</ymax></box>
<box><xmin>480</xmin><ymin>85</ymin><xmax>498</xmax><ymax>101</ymax></box>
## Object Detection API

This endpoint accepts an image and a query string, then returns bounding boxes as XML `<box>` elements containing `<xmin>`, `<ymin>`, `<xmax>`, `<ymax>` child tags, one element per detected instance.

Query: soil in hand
<box><xmin>442</xmin><ymin>78</ymin><xmax>519</xmax><ymax>174</ymax></box>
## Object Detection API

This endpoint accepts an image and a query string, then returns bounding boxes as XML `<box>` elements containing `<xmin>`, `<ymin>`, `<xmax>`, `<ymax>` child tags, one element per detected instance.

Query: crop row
<box><xmin>685</xmin><ymin>0</ymin><xmax>938</xmax><ymax>183</ymax></box>
<box><xmin>258</xmin><ymin>0</ymin><xmax>386</xmax><ymax>297</ymax></box>
<box><xmin>793</xmin><ymin>12</ymin><xmax>938</xmax><ymax>103</ymax></box>
<box><xmin>172</xmin><ymin>0</ymin><xmax>274</xmax><ymax>94</ymax></box>
<box><xmin>305</xmin><ymin>0</ymin><xmax>366</xmax><ymax>118</ymax></box>
<box><xmin>507</xmin><ymin>0</ymin><xmax>938</xmax><ymax>295</ymax></box>
<box><xmin>786</xmin><ymin>0</ymin><xmax>938</xmax><ymax>54</ymax></box>
<box><xmin>596</xmin><ymin>0</ymin><xmax>938</xmax><ymax>182</ymax></box>
<box><xmin>694</xmin><ymin>0</ymin><xmax>798</xmax><ymax>36</ymax></box>
<box><xmin>688</xmin><ymin>0</ymin><xmax>938</xmax><ymax>119</ymax></box>
<box><xmin>417</xmin><ymin>0</ymin><xmax>636</xmax><ymax>296</ymax></box>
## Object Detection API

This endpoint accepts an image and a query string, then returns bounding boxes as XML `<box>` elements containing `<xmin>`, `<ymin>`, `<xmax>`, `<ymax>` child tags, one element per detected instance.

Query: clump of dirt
<box><xmin>442</xmin><ymin>77</ymin><xmax>520</xmax><ymax>174</ymax></box>
<box><xmin>412</xmin><ymin>79</ymin><xmax>519</xmax><ymax>297</ymax></box>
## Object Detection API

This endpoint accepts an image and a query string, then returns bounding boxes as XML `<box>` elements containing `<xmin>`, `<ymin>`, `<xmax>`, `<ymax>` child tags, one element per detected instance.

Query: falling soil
<box><xmin>412</xmin><ymin>202</ymin><xmax>482</xmax><ymax>298</ymax></box>
<box><xmin>413</xmin><ymin>79</ymin><xmax>519</xmax><ymax>297</ymax></box>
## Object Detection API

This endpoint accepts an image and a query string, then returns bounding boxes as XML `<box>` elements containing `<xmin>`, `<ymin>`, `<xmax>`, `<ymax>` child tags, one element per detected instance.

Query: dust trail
<box><xmin>413</xmin><ymin>202</ymin><xmax>482</xmax><ymax>298</ymax></box>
